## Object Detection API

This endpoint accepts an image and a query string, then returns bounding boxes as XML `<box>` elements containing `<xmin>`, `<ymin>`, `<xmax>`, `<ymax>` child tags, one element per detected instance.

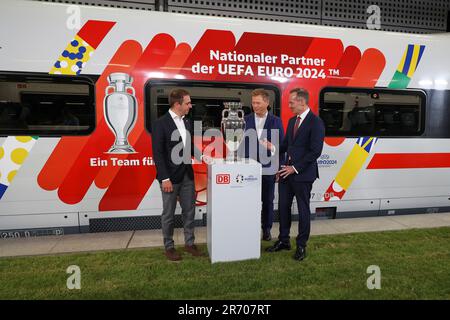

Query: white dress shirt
<box><xmin>169</xmin><ymin>109</ymin><xmax>187</xmax><ymax>147</ymax></box>
<box><xmin>254</xmin><ymin>112</ymin><xmax>268</xmax><ymax>140</ymax></box>
<box><xmin>255</xmin><ymin>111</ymin><xmax>276</xmax><ymax>155</ymax></box>
<box><xmin>163</xmin><ymin>109</ymin><xmax>187</xmax><ymax>182</ymax></box>
<box><xmin>296</xmin><ymin>108</ymin><xmax>310</xmax><ymax>130</ymax></box>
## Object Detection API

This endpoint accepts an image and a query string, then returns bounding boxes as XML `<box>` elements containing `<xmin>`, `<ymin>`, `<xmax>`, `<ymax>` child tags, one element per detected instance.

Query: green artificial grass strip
<box><xmin>0</xmin><ymin>227</ymin><xmax>449</xmax><ymax>300</ymax></box>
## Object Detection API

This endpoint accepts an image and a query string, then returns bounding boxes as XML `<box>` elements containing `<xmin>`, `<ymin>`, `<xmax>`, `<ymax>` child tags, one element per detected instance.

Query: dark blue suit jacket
<box><xmin>151</xmin><ymin>112</ymin><xmax>202</xmax><ymax>184</ymax></box>
<box><xmin>280</xmin><ymin>110</ymin><xmax>325</xmax><ymax>182</ymax></box>
<box><xmin>240</xmin><ymin>112</ymin><xmax>284</xmax><ymax>174</ymax></box>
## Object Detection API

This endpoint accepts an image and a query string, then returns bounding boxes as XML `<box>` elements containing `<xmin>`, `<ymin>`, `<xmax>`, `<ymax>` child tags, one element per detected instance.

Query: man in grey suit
<box><xmin>152</xmin><ymin>88</ymin><xmax>204</xmax><ymax>261</ymax></box>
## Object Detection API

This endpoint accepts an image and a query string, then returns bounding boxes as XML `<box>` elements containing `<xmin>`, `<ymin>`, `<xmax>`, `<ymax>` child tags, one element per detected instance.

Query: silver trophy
<box><xmin>221</xmin><ymin>102</ymin><xmax>246</xmax><ymax>162</ymax></box>
<box><xmin>104</xmin><ymin>72</ymin><xmax>137</xmax><ymax>153</ymax></box>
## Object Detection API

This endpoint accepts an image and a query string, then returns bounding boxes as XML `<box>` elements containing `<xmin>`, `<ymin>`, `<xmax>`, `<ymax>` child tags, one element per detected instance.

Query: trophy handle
<box><xmin>237</xmin><ymin>110</ymin><xmax>244</xmax><ymax>118</ymax></box>
<box><xmin>222</xmin><ymin>109</ymin><xmax>229</xmax><ymax>118</ymax></box>
<box><xmin>105</xmin><ymin>85</ymin><xmax>115</xmax><ymax>95</ymax></box>
<box><xmin>126</xmin><ymin>86</ymin><xmax>135</xmax><ymax>96</ymax></box>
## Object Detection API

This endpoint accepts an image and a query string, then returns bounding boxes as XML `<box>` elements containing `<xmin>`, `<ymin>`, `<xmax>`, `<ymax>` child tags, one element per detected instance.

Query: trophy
<box><xmin>104</xmin><ymin>72</ymin><xmax>137</xmax><ymax>153</ymax></box>
<box><xmin>221</xmin><ymin>102</ymin><xmax>246</xmax><ymax>162</ymax></box>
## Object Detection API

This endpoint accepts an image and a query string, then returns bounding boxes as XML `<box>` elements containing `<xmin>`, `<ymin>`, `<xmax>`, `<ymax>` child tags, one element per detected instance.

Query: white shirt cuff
<box><xmin>292</xmin><ymin>166</ymin><xmax>298</xmax><ymax>174</ymax></box>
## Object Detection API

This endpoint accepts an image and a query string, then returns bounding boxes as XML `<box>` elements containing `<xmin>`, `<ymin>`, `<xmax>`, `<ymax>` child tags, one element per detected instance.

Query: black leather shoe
<box><xmin>266</xmin><ymin>240</ymin><xmax>291</xmax><ymax>252</ymax></box>
<box><xmin>293</xmin><ymin>246</ymin><xmax>306</xmax><ymax>261</ymax></box>
<box><xmin>262</xmin><ymin>230</ymin><xmax>272</xmax><ymax>241</ymax></box>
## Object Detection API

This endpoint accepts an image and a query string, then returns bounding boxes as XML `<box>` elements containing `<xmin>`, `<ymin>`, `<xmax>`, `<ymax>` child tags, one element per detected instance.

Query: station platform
<box><xmin>1</xmin><ymin>212</ymin><xmax>450</xmax><ymax>258</ymax></box>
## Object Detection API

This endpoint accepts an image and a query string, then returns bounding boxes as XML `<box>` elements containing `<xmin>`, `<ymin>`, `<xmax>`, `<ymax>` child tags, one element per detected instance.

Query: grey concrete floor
<box><xmin>1</xmin><ymin>212</ymin><xmax>449</xmax><ymax>258</ymax></box>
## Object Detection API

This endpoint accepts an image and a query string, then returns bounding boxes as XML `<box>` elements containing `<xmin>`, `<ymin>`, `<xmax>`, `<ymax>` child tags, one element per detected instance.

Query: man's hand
<box><xmin>162</xmin><ymin>180</ymin><xmax>173</xmax><ymax>193</ymax></box>
<box><xmin>260</xmin><ymin>138</ymin><xmax>274</xmax><ymax>151</ymax></box>
<box><xmin>202</xmin><ymin>155</ymin><xmax>214</xmax><ymax>165</ymax></box>
<box><xmin>278</xmin><ymin>165</ymin><xmax>296</xmax><ymax>179</ymax></box>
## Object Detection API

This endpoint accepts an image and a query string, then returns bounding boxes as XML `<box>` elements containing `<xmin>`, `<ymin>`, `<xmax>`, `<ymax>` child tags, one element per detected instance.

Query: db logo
<box><xmin>216</xmin><ymin>174</ymin><xmax>230</xmax><ymax>184</ymax></box>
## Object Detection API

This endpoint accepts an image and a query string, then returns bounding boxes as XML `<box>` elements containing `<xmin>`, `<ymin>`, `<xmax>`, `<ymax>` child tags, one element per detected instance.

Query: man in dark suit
<box><xmin>241</xmin><ymin>89</ymin><xmax>284</xmax><ymax>241</ymax></box>
<box><xmin>152</xmin><ymin>88</ymin><xmax>204</xmax><ymax>261</ymax></box>
<box><xmin>266</xmin><ymin>88</ymin><xmax>325</xmax><ymax>261</ymax></box>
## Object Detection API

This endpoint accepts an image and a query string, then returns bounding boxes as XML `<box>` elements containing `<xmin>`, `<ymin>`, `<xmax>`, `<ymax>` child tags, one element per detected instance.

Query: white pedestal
<box><xmin>207</xmin><ymin>158</ymin><xmax>262</xmax><ymax>263</ymax></box>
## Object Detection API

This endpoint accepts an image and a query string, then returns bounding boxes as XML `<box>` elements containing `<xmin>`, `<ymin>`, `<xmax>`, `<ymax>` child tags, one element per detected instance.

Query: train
<box><xmin>1</xmin><ymin>0</ymin><xmax>450</xmax><ymax>237</ymax></box>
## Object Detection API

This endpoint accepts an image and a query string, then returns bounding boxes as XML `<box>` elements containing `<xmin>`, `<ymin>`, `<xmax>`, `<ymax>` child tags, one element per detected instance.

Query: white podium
<box><xmin>207</xmin><ymin>158</ymin><xmax>262</xmax><ymax>263</ymax></box>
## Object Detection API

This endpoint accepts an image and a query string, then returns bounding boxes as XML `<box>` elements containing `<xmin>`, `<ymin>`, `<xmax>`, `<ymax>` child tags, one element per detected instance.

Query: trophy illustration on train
<box><xmin>104</xmin><ymin>72</ymin><xmax>138</xmax><ymax>153</ymax></box>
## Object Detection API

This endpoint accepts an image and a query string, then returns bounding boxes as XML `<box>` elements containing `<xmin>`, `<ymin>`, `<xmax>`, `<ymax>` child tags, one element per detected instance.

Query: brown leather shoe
<box><xmin>184</xmin><ymin>244</ymin><xmax>203</xmax><ymax>257</ymax></box>
<box><xmin>165</xmin><ymin>248</ymin><xmax>182</xmax><ymax>261</ymax></box>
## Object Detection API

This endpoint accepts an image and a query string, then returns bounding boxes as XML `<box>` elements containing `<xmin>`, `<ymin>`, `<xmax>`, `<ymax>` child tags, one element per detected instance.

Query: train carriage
<box><xmin>1</xmin><ymin>0</ymin><xmax>450</xmax><ymax>237</ymax></box>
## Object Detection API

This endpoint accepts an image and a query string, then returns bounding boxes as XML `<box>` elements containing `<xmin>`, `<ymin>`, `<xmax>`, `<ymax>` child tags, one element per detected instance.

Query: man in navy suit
<box><xmin>241</xmin><ymin>89</ymin><xmax>284</xmax><ymax>241</ymax></box>
<box><xmin>266</xmin><ymin>88</ymin><xmax>325</xmax><ymax>261</ymax></box>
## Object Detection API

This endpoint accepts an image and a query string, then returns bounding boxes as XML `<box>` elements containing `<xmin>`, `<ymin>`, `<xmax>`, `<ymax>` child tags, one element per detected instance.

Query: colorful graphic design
<box><xmin>323</xmin><ymin>137</ymin><xmax>377</xmax><ymax>201</ymax></box>
<box><xmin>0</xmin><ymin>20</ymin><xmax>115</xmax><ymax>200</ymax></box>
<box><xmin>367</xmin><ymin>153</ymin><xmax>450</xmax><ymax>169</ymax></box>
<box><xmin>389</xmin><ymin>44</ymin><xmax>425</xmax><ymax>89</ymax></box>
<box><xmin>51</xmin><ymin>20</ymin><xmax>116</xmax><ymax>75</ymax></box>
<box><xmin>0</xmin><ymin>136</ymin><xmax>38</xmax><ymax>198</ymax></box>
<box><xmin>50</xmin><ymin>35</ymin><xmax>95</xmax><ymax>75</ymax></box>
<box><xmin>35</xmin><ymin>29</ymin><xmax>388</xmax><ymax>211</ymax></box>
<box><xmin>323</xmin><ymin>44</ymin><xmax>425</xmax><ymax>201</ymax></box>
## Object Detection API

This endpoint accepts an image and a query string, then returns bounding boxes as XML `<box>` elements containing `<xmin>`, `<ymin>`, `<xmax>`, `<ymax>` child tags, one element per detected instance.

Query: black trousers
<box><xmin>278</xmin><ymin>176</ymin><xmax>313</xmax><ymax>248</ymax></box>
<box><xmin>261</xmin><ymin>174</ymin><xmax>276</xmax><ymax>232</ymax></box>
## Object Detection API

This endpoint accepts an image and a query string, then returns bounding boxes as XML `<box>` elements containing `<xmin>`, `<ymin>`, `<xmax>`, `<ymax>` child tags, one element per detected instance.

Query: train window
<box><xmin>0</xmin><ymin>73</ymin><xmax>95</xmax><ymax>136</ymax></box>
<box><xmin>319</xmin><ymin>87</ymin><xmax>426</xmax><ymax>137</ymax></box>
<box><xmin>145</xmin><ymin>80</ymin><xmax>280</xmax><ymax>133</ymax></box>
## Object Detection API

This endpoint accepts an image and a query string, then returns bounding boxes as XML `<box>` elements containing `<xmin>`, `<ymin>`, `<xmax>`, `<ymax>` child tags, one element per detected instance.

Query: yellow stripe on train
<box><xmin>334</xmin><ymin>144</ymin><xmax>371</xmax><ymax>190</ymax></box>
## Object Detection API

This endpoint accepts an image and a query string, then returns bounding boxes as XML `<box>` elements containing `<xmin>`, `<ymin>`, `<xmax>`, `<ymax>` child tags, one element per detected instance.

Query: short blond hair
<box><xmin>251</xmin><ymin>88</ymin><xmax>270</xmax><ymax>102</ymax></box>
